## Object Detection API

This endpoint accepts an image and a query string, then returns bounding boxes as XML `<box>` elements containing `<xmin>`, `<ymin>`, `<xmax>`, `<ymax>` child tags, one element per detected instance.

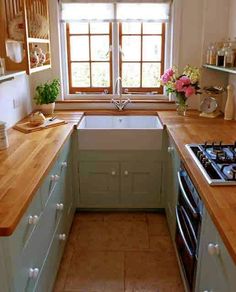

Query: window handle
<box><xmin>119</xmin><ymin>46</ymin><xmax>124</xmax><ymax>57</ymax></box>
<box><xmin>105</xmin><ymin>45</ymin><xmax>113</xmax><ymax>58</ymax></box>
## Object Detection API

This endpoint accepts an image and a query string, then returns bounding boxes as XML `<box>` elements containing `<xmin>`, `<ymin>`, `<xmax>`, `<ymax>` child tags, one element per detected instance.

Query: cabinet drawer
<box><xmin>7</xmin><ymin>189</ymin><xmax>43</xmax><ymax>259</ymax></box>
<box><xmin>35</xmin><ymin>214</ymin><xmax>67</xmax><ymax>292</ymax></box>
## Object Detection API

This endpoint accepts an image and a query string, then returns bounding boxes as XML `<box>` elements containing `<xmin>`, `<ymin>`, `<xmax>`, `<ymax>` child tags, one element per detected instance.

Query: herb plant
<box><xmin>34</xmin><ymin>79</ymin><xmax>60</xmax><ymax>105</ymax></box>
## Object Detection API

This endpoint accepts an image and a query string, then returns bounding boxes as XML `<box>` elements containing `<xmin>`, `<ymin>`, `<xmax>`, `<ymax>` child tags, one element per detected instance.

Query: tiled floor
<box><xmin>54</xmin><ymin>212</ymin><xmax>184</xmax><ymax>292</ymax></box>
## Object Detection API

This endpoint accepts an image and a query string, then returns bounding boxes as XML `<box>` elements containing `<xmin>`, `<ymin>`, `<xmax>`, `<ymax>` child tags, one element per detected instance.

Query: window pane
<box><xmin>142</xmin><ymin>63</ymin><xmax>161</xmax><ymax>87</ymax></box>
<box><xmin>90</xmin><ymin>22</ymin><xmax>109</xmax><ymax>34</ymax></box>
<box><xmin>122</xmin><ymin>63</ymin><xmax>140</xmax><ymax>87</ymax></box>
<box><xmin>122</xmin><ymin>23</ymin><xmax>141</xmax><ymax>34</ymax></box>
<box><xmin>91</xmin><ymin>36</ymin><xmax>109</xmax><ymax>61</ymax></box>
<box><xmin>71</xmin><ymin>63</ymin><xmax>90</xmax><ymax>87</ymax></box>
<box><xmin>143</xmin><ymin>23</ymin><xmax>162</xmax><ymax>34</ymax></box>
<box><xmin>69</xmin><ymin>23</ymin><xmax>88</xmax><ymax>34</ymax></box>
<box><xmin>70</xmin><ymin>36</ymin><xmax>89</xmax><ymax>61</ymax></box>
<box><xmin>122</xmin><ymin>36</ymin><xmax>141</xmax><ymax>61</ymax></box>
<box><xmin>91</xmin><ymin>63</ymin><xmax>110</xmax><ymax>87</ymax></box>
<box><xmin>143</xmin><ymin>36</ymin><xmax>162</xmax><ymax>61</ymax></box>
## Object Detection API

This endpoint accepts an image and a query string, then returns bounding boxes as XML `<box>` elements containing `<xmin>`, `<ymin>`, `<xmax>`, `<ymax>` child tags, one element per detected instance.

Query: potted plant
<box><xmin>34</xmin><ymin>79</ymin><xmax>60</xmax><ymax>115</ymax></box>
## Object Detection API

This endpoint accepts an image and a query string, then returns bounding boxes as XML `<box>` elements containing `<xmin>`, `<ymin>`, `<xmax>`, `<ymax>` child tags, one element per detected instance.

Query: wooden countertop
<box><xmin>158</xmin><ymin>111</ymin><xmax>236</xmax><ymax>264</ymax></box>
<box><xmin>0</xmin><ymin>111</ymin><xmax>84</xmax><ymax>236</ymax></box>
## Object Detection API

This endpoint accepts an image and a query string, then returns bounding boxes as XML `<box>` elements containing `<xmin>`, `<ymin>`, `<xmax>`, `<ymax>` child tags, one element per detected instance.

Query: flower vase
<box><xmin>175</xmin><ymin>94</ymin><xmax>188</xmax><ymax>116</ymax></box>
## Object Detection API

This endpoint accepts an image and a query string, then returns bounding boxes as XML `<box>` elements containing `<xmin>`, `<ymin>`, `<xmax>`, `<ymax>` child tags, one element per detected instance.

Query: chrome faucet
<box><xmin>112</xmin><ymin>77</ymin><xmax>131</xmax><ymax>111</ymax></box>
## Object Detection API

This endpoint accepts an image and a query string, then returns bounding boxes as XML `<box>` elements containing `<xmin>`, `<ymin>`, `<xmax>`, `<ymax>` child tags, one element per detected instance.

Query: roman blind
<box><xmin>60</xmin><ymin>1</ymin><xmax>170</xmax><ymax>22</ymax></box>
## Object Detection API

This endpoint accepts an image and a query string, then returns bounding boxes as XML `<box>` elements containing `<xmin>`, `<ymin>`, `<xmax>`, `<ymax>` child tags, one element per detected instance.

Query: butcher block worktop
<box><xmin>1</xmin><ymin>109</ymin><xmax>236</xmax><ymax>266</ymax></box>
<box><xmin>0</xmin><ymin>111</ymin><xmax>84</xmax><ymax>236</ymax></box>
<box><xmin>158</xmin><ymin>111</ymin><xmax>236</xmax><ymax>264</ymax></box>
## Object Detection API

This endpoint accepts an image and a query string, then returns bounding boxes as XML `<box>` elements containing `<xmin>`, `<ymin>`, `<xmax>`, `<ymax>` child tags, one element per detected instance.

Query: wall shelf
<box><xmin>0</xmin><ymin>71</ymin><xmax>25</xmax><ymax>84</ymax></box>
<box><xmin>203</xmin><ymin>64</ymin><xmax>236</xmax><ymax>74</ymax></box>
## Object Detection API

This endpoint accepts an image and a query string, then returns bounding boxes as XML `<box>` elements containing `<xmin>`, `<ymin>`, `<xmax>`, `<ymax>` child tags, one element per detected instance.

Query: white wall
<box><xmin>228</xmin><ymin>0</ymin><xmax>236</xmax><ymax>118</ymax></box>
<box><xmin>0</xmin><ymin>74</ymin><xmax>32</xmax><ymax>128</ymax></box>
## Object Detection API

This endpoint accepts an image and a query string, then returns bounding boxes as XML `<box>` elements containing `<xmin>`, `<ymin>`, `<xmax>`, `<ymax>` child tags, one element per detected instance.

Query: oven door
<box><xmin>175</xmin><ymin>205</ymin><xmax>197</xmax><ymax>290</ymax></box>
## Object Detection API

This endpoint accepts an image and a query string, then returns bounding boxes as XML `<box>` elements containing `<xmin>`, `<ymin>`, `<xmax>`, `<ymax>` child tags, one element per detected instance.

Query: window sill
<box><xmin>57</xmin><ymin>99</ymin><xmax>174</xmax><ymax>104</ymax></box>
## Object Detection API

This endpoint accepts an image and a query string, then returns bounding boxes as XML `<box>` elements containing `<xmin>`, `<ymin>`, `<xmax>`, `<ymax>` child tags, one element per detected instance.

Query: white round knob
<box><xmin>29</xmin><ymin>268</ymin><xmax>39</xmax><ymax>279</ymax></box>
<box><xmin>208</xmin><ymin>243</ymin><xmax>220</xmax><ymax>256</ymax></box>
<box><xmin>168</xmin><ymin>146</ymin><xmax>174</xmax><ymax>153</ymax></box>
<box><xmin>51</xmin><ymin>174</ymin><xmax>60</xmax><ymax>182</ymax></box>
<box><xmin>28</xmin><ymin>215</ymin><xmax>39</xmax><ymax>225</ymax></box>
<box><xmin>124</xmin><ymin>170</ymin><xmax>129</xmax><ymax>176</ymax></box>
<box><xmin>61</xmin><ymin>162</ymin><xmax>67</xmax><ymax>168</ymax></box>
<box><xmin>56</xmin><ymin>203</ymin><xmax>64</xmax><ymax>211</ymax></box>
<box><xmin>59</xmin><ymin>233</ymin><xmax>67</xmax><ymax>241</ymax></box>
<box><xmin>111</xmin><ymin>171</ymin><xmax>116</xmax><ymax>176</ymax></box>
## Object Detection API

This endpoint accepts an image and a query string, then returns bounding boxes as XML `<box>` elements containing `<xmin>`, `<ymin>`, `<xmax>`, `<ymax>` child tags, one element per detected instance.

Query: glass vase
<box><xmin>175</xmin><ymin>94</ymin><xmax>188</xmax><ymax>116</ymax></box>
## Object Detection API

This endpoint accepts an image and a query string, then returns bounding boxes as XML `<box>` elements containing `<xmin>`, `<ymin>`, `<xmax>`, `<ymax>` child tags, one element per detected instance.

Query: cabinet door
<box><xmin>165</xmin><ymin>138</ymin><xmax>180</xmax><ymax>239</ymax></box>
<box><xmin>120</xmin><ymin>161</ymin><xmax>162</xmax><ymax>208</ymax></box>
<box><xmin>196</xmin><ymin>211</ymin><xmax>235</xmax><ymax>292</ymax></box>
<box><xmin>79</xmin><ymin>162</ymin><xmax>119</xmax><ymax>207</ymax></box>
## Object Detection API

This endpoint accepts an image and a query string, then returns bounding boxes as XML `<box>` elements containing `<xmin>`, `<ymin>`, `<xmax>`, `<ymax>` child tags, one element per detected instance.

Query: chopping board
<box><xmin>14</xmin><ymin>118</ymin><xmax>67</xmax><ymax>133</ymax></box>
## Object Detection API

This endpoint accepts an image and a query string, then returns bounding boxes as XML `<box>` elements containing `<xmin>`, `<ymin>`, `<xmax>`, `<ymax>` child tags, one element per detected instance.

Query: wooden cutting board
<box><xmin>14</xmin><ymin>118</ymin><xmax>67</xmax><ymax>133</ymax></box>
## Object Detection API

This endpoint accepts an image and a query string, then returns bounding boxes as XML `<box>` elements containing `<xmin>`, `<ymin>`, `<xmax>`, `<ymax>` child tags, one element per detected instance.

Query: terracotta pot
<box><xmin>40</xmin><ymin>102</ymin><xmax>55</xmax><ymax>116</ymax></box>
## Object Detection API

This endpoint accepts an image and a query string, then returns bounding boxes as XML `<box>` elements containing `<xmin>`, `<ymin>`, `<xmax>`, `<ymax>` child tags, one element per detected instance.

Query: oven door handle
<box><xmin>177</xmin><ymin>171</ymin><xmax>198</xmax><ymax>219</ymax></box>
<box><xmin>180</xmin><ymin>206</ymin><xmax>197</xmax><ymax>247</ymax></box>
<box><xmin>176</xmin><ymin>207</ymin><xmax>194</xmax><ymax>258</ymax></box>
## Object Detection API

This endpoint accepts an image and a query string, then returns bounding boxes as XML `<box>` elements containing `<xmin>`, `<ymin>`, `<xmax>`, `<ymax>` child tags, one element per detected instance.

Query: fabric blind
<box><xmin>61</xmin><ymin>2</ymin><xmax>170</xmax><ymax>22</ymax></box>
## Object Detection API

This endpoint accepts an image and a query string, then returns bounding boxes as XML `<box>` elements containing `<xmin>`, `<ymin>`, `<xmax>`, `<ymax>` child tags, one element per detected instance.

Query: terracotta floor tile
<box><xmin>64</xmin><ymin>250</ymin><xmax>124</xmax><ymax>292</ymax></box>
<box><xmin>104</xmin><ymin>212</ymin><xmax>146</xmax><ymax>222</ymax></box>
<box><xmin>77</xmin><ymin>212</ymin><xmax>104</xmax><ymax>222</ymax></box>
<box><xmin>124</xmin><ymin>251</ymin><xmax>183</xmax><ymax>292</ymax></box>
<box><xmin>104</xmin><ymin>221</ymin><xmax>149</xmax><ymax>251</ymax></box>
<box><xmin>149</xmin><ymin>235</ymin><xmax>175</xmax><ymax>255</ymax></box>
<box><xmin>147</xmin><ymin>213</ymin><xmax>169</xmax><ymax>236</ymax></box>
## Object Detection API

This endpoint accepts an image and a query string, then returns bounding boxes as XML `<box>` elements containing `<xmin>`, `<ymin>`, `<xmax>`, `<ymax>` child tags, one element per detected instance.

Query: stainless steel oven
<box><xmin>175</xmin><ymin>167</ymin><xmax>203</xmax><ymax>291</ymax></box>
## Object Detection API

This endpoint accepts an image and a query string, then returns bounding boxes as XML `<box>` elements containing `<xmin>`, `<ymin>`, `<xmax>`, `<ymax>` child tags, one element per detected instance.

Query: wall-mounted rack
<box><xmin>203</xmin><ymin>64</ymin><xmax>236</xmax><ymax>74</ymax></box>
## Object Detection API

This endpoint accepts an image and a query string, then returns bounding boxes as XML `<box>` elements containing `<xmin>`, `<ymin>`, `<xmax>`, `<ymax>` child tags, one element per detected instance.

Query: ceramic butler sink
<box><xmin>77</xmin><ymin>115</ymin><xmax>163</xmax><ymax>150</ymax></box>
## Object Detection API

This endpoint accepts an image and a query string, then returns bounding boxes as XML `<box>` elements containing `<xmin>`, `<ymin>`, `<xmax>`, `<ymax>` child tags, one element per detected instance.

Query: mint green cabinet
<box><xmin>79</xmin><ymin>161</ymin><xmax>120</xmax><ymax>207</ymax></box>
<box><xmin>164</xmin><ymin>134</ymin><xmax>180</xmax><ymax>240</ymax></box>
<box><xmin>0</xmin><ymin>134</ymin><xmax>76</xmax><ymax>292</ymax></box>
<box><xmin>78</xmin><ymin>151</ymin><xmax>163</xmax><ymax>209</ymax></box>
<box><xmin>195</xmin><ymin>210</ymin><xmax>236</xmax><ymax>292</ymax></box>
<box><xmin>120</xmin><ymin>161</ymin><xmax>162</xmax><ymax>208</ymax></box>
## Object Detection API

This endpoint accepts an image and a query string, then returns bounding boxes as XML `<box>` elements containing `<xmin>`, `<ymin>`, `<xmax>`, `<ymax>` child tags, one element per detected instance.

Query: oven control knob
<box><xmin>208</xmin><ymin>243</ymin><xmax>220</xmax><ymax>256</ymax></box>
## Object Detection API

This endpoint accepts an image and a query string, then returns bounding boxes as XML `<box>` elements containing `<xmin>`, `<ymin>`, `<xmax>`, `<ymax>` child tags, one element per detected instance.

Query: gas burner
<box><xmin>222</xmin><ymin>164</ymin><xmax>236</xmax><ymax>180</ymax></box>
<box><xmin>186</xmin><ymin>142</ymin><xmax>236</xmax><ymax>185</ymax></box>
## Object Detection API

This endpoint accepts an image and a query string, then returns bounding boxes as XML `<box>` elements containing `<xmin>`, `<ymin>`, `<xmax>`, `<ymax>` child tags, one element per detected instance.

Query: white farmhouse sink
<box><xmin>77</xmin><ymin>115</ymin><xmax>163</xmax><ymax>150</ymax></box>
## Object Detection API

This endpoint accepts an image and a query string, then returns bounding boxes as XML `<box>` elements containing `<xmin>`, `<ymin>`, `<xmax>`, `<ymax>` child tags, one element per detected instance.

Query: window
<box><xmin>66</xmin><ymin>23</ymin><xmax>112</xmax><ymax>94</ymax></box>
<box><xmin>120</xmin><ymin>22</ymin><xmax>165</xmax><ymax>93</ymax></box>
<box><xmin>61</xmin><ymin>2</ymin><xmax>170</xmax><ymax>97</ymax></box>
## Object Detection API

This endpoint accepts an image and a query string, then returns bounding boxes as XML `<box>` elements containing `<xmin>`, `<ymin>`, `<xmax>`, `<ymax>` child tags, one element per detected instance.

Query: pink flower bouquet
<box><xmin>161</xmin><ymin>65</ymin><xmax>201</xmax><ymax>115</ymax></box>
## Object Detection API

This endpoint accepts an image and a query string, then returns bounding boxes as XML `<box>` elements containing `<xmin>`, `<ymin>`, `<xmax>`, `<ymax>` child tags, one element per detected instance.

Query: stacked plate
<box><xmin>0</xmin><ymin>121</ymin><xmax>9</xmax><ymax>150</ymax></box>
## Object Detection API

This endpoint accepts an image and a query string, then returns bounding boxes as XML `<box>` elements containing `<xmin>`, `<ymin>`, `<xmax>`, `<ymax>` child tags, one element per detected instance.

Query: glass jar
<box><xmin>224</xmin><ymin>43</ymin><xmax>235</xmax><ymax>67</ymax></box>
<box><xmin>216</xmin><ymin>43</ymin><xmax>227</xmax><ymax>66</ymax></box>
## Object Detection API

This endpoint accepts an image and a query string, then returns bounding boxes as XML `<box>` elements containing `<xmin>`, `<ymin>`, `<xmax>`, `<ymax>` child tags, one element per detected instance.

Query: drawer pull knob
<box><xmin>56</xmin><ymin>203</ymin><xmax>64</xmax><ymax>211</ymax></box>
<box><xmin>28</xmin><ymin>215</ymin><xmax>39</xmax><ymax>225</ymax></box>
<box><xmin>61</xmin><ymin>162</ymin><xmax>67</xmax><ymax>168</ymax></box>
<box><xmin>29</xmin><ymin>268</ymin><xmax>39</xmax><ymax>279</ymax></box>
<box><xmin>124</xmin><ymin>170</ymin><xmax>129</xmax><ymax>176</ymax></box>
<box><xmin>59</xmin><ymin>233</ymin><xmax>67</xmax><ymax>241</ymax></box>
<box><xmin>208</xmin><ymin>243</ymin><xmax>220</xmax><ymax>256</ymax></box>
<box><xmin>51</xmin><ymin>174</ymin><xmax>60</xmax><ymax>182</ymax></box>
<box><xmin>111</xmin><ymin>171</ymin><xmax>116</xmax><ymax>176</ymax></box>
<box><xmin>168</xmin><ymin>146</ymin><xmax>174</xmax><ymax>153</ymax></box>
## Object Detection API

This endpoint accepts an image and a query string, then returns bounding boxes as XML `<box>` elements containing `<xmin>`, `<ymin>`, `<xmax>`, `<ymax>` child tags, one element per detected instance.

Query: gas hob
<box><xmin>186</xmin><ymin>142</ymin><xmax>236</xmax><ymax>185</ymax></box>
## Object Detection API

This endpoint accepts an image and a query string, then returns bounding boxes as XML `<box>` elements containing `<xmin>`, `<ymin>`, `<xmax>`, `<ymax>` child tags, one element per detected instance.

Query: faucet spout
<box><xmin>112</xmin><ymin>77</ymin><xmax>131</xmax><ymax>111</ymax></box>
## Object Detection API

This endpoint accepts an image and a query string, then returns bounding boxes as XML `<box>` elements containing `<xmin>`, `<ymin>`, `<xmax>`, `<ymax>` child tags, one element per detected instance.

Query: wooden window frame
<box><xmin>119</xmin><ymin>22</ymin><xmax>165</xmax><ymax>94</ymax></box>
<box><xmin>66</xmin><ymin>23</ymin><xmax>113</xmax><ymax>94</ymax></box>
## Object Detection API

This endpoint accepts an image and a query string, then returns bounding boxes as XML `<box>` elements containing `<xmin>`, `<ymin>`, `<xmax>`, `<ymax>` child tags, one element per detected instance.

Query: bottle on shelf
<box><xmin>206</xmin><ymin>43</ymin><xmax>217</xmax><ymax>65</ymax></box>
<box><xmin>224</xmin><ymin>42</ymin><xmax>235</xmax><ymax>67</ymax></box>
<box><xmin>216</xmin><ymin>42</ymin><xmax>228</xmax><ymax>67</ymax></box>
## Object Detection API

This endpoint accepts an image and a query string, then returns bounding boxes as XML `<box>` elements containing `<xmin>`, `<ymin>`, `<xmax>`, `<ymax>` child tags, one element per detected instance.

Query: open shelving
<box><xmin>203</xmin><ymin>64</ymin><xmax>236</xmax><ymax>74</ymax></box>
<box><xmin>0</xmin><ymin>0</ymin><xmax>51</xmax><ymax>75</ymax></box>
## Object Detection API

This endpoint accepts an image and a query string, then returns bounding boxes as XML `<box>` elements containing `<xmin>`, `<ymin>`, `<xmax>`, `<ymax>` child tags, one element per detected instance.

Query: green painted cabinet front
<box><xmin>120</xmin><ymin>161</ymin><xmax>162</xmax><ymax>208</ymax></box>
<box><xmin>79</xmin><ymin>161</ymin><xmax>120</xmax><ymax>207</ymax></box>
<box><xmin>164</xmin><ymin>134</ymin><xmax>180</xmax><ymax>240</ymax></box>
<box><xmin>195</xmin><ymin>210</ymin><xmax>236</xmax><ymax>292</ymax></box>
